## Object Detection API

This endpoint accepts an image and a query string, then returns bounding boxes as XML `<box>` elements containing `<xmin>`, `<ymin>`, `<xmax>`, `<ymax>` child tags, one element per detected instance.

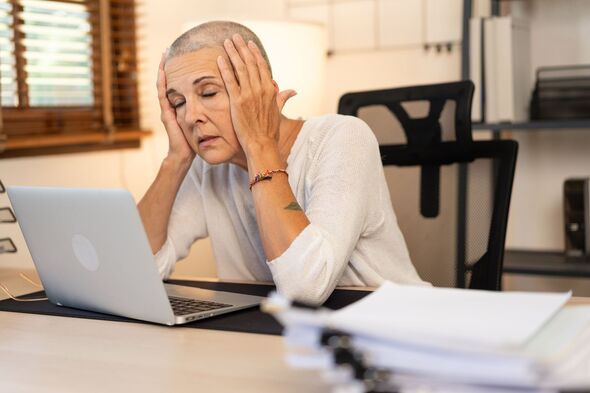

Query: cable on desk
<box><xmin>0</xmin><ymin>272</ymin><xmax>47</xmax><ymax>302</ymax></box>
<box><xmin>19</xmin><ymin>272</ymin><xmax>42</xmax><ymax>288</ymax></box>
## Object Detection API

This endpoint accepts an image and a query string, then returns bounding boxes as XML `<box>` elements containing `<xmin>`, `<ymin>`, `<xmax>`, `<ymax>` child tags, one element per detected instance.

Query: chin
<box><xmin>198</xmin><ymin>150</ymin><xmax>233</xmax><ymax>166</ymax></box>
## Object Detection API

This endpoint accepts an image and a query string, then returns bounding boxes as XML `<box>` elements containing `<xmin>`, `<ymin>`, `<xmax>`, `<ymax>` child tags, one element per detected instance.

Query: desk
<box><xmin>1</xmin><ymin>269</ymin><xmax>589</xmax><ymax>393</ymax></box>
<box><xmin>0</xmin><ymin>269</ymin><xmax>333</xmax><ymax>392</ymax></box>
<box><xmin>0</xmin><ymin>312</ymin><xmax>329</xmax><ymax>392</ymax></box>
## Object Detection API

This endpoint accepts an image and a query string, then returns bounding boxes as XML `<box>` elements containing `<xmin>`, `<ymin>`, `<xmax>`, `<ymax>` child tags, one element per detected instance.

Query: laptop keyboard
<box><xmin>168</xmin><ymin>296</ymin><xmax>233</xmax><ymax>316</ymax></box>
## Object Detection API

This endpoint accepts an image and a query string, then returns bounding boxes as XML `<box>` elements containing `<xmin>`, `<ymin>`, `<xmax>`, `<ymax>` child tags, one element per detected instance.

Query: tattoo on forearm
<box><xmin>284</xmin><ymin>201</ymin><xmax>303</xmax><ymax>211</ymax></box>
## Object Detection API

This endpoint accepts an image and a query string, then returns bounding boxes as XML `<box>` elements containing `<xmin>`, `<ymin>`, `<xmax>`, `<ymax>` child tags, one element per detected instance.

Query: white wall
<box><xmin>1</xmin><ymin>136</ymin><xmax>161</xmax><ymax>270</ymax></box>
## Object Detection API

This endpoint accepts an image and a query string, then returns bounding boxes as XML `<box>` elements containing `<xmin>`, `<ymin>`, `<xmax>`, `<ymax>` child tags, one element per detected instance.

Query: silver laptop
<box><xmin>7</xmin><ymin>186</ymin><xmax>264</xmax><ymax>326</ymax></box>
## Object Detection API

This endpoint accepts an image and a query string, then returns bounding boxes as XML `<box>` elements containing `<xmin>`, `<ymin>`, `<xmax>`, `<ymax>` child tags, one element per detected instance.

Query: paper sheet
<box><xmin>327</xmin><ymin>282</ymin><xmax>571</xmax><ymax>351</ymax></box>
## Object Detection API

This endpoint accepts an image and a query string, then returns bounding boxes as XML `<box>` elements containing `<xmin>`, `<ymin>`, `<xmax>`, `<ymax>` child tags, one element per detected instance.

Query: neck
<box><xmin>277</xmin><ymin>115</ymin><xmax>303</xmax><ymax>162</ymax></box>
<box><xmin>232</xmin><ymin>115</ymin><xmax>303</xmax><ymax>170</ymax></box>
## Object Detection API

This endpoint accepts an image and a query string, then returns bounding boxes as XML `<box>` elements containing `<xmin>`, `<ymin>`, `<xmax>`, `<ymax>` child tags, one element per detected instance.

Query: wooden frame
<box><xmin>0</xmin><ymin>0</ymin><xmax>145</xmax><ymax>159</ymax></box>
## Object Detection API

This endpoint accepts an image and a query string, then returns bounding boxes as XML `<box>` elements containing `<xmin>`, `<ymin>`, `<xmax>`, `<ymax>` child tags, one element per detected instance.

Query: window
<box><xmin>0</xmin><ymin>0</ymin><xmax>147</xmax><ymax>158</ymax></box>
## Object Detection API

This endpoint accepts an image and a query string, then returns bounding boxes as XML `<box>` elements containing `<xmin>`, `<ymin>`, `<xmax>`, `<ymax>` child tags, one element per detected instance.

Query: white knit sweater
<box><xmin>155</xmin><ymin>114</ymin><xmax>426</xmax><ymax>304</ymax></box>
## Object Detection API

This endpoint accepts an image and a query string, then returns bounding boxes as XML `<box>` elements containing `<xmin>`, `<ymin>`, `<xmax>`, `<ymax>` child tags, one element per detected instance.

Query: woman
<box><xmin>138</xmin><ymin>21</ymin><xmax>426</xmax><ymax>305</ymax></box>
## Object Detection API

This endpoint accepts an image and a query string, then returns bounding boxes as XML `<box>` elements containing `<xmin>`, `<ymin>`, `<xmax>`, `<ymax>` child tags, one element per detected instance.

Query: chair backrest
<box><xmin>338</xmin><ymin>81</ymin><xmax>518</xmax><ymax>290</ymax></box>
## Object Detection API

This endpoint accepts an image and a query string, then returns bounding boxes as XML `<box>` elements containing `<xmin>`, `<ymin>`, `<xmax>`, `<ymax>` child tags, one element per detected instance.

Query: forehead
<box><xmin>164</xmin><ymin>47</ymin><xmax>225</xmax><ymax>88</ymax></box>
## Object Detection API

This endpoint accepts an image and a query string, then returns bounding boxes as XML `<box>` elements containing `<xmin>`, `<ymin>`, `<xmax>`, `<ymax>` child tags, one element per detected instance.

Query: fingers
<box><xmin>156</xmin><ymin>51</ymin><xmax>177</xmax><ymax>124</ymax></box>
<box><xmin>217</xmin><ymin>55</ymin><xmax>240</xmax><ymax>98</ymax></box>
<box><xmin>231</xmin><ymin>34</ymin><xmax>262</xmax><ymax>92</ymax></box>
<box><xmin>247</xmin><ymin>40</ymin><xmax>273</xmax><ymax>85</ymax></box>
<box><xmin>276</xmin><ymin>89</ymin><xmax>297</xmax><ymax>111</ymax></box>
<box><xmin>156</xmin><ymin>52</ymin><xmax>167</xmax><ymax>102</ymax></box>
<box><xmin>219</xmin><ymin>34</ymin><xmax>285</xmax><ymax>111</ymax></box>
<box><xmin>223</xmin><ymin>36</ymin><xmax>251</xmax><ymax>92</ymax></box>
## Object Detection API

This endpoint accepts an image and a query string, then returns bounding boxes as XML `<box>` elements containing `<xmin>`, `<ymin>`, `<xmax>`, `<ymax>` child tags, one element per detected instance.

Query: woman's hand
<box><xmin>157</xmin><ymin>53</ymin><xmax>195</xmax><ymax>164</ymax></box>
<box><xmin>216</xmin><ymin>34</ymin><xmax>296</xmax><ymax>156</ymax></box>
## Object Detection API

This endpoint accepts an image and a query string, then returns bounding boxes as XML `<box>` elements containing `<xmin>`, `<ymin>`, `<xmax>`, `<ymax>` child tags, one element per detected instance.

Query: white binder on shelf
<box><xmin>484</xmin><ymin>16</ymin><xmax>531</xmax><ymax>123</ymax></box>
<box><xmin>469</xmin><ymin>17</ymin><xmax>483</xmax><ymax>122</ymax></box>
<box><xmin>484</xmin><ymin>17</ymin><xmax>498</xmax><ymax>123</ymax></box>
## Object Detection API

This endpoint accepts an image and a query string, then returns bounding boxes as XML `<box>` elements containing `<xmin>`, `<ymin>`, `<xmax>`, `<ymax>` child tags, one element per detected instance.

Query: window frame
<box><xmin>0</xmin><ymin>0</ymin><xmax>150</xmax><ymax>159</ymax></box>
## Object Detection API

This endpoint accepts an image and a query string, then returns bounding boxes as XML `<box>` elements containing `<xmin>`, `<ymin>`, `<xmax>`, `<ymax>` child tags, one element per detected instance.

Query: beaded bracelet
<box><xmin>249</xmin><ymin>169</ymin><xmax>288</xmax><ymax>190</ymax></box>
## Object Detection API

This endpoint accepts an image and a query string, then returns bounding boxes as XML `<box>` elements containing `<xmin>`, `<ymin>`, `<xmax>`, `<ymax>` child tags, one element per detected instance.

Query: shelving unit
<box><xmin>473</xmin><ymin>119</ymin><xmax>590</xmax><ymax>131</ymax></box>
<box><xmin>461</xmin><ymin>0</ymin><xmax>590</xmax><ymax>133</ymax></box>
<box><xmin>461</xmin><ymin>0</ymin><xmax>590</xmax><ymax>279</ymax></box>
<box><xmin>504</xmin><ymin>250</ymin><xmax>590</xmax><ymax>278</ymax></box>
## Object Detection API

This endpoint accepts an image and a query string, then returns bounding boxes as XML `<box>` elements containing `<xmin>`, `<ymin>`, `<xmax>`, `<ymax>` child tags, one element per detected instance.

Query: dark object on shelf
<box><xmin>564</xmin><ymin>178</ymin><xmax>590</xmax><ymax>258</ymax></box>
<box><xmin>0</xmin><ymin>179</ymin><xmax>5</xmax><ymax>193</ymax></box>
<box><xmin>530</xmin><ymin>65</ymin><xmax>590</xmax><ymax>121</ymax></box>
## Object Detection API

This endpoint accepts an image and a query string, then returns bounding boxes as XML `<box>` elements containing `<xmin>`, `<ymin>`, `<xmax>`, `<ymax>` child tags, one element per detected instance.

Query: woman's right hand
<box><xmin>157</xmin><ymin>53</ymin><xmax>195</xmax><ymax>164</ymax></box>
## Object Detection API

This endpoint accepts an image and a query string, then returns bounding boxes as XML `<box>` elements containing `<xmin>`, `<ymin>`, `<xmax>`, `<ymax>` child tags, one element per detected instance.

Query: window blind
<box><xmin>109</xmin><ymin>0</ymin><xmax>139</xmax><ymax>129</ymax></box>
<box><xmin>21</xmin><ymin>0</ymin><xmax>94</xmax><ymax>107</ymax></box>
<box><xmin>0</xmin><ymin>0</ymin><xmax>16</xmax><ymax>107</ymax></box>
<box><xmin>0</xmin><ymin>0</ymin><xmax>142</xmax><ymax>155</ymax></box>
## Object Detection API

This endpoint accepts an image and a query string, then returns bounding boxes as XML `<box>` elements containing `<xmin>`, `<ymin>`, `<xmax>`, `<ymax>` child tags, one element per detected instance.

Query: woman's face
<box><xmin>164</xmin><ymin>47</ymin><xmax>244</xmax><ymax>165</ymax></box>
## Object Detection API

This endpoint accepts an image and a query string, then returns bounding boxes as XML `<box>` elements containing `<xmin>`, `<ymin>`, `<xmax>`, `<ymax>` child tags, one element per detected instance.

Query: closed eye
<box><xmin>172</xmin><ymin>100</ymin><xmax>185</xmax><ymax>109</ymax></box>
<box><xmin>202</xmin><ymin>92</ymin><xmax>217</xmax><ymax>98</ymax></box>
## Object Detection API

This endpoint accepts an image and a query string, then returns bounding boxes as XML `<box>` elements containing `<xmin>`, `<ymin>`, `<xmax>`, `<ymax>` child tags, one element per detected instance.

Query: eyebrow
<box><xmin>166</xmin><ymin>76</ymin><xmax>216</xmax><ymax>96</ymax></box>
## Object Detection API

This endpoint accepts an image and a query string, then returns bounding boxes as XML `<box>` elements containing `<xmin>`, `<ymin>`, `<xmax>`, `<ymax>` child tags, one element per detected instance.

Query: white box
<box><xmin>484</xmin><ymin>17</ymin><xmax>531</xmax><ymax>123</ymax></box>
<box><xmin>483</xmin><ymin>18</ymin><xmax>498</xmax><ymax>122</ymax></box>
<box><xmin>469</xmin><ymin>17</ymin><xmax>483</xmax><ymax>122</ymax></box>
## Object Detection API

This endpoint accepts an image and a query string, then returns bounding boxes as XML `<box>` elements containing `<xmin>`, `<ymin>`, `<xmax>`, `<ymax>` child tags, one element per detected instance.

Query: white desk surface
<box><xmin>1</xmin><ymin>268</ymin><xmax>589</xmax><ymax>392</ymax></box>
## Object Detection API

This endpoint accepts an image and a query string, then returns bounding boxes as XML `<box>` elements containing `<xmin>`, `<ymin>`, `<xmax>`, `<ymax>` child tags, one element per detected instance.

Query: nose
<box><xmin>183</xmin><ymin>98</ymin><xmax>207</xmax><ymax>125</ymax></box>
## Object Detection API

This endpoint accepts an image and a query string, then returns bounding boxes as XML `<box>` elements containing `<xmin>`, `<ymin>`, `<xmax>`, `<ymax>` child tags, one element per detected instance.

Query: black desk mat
<box><xmin>0</xmin><ymin>279</ymin><xmax>371</xmax><ymax>336</ymax></box>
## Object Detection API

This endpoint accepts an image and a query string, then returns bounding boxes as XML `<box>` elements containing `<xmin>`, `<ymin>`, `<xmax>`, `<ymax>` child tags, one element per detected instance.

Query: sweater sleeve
<box><xmin>267</xmin><ymin>117</ymin><xmax>383</xmax><ymax>305</ymax></box>
<box><xmin>154</xmin><ymin>165</ymin><xmax>208</xmax><ymax>279</ymax></box>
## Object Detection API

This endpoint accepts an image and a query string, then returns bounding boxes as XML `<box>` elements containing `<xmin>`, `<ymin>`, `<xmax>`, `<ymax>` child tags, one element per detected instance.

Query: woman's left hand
<box><xmin>217</xmin><ymin>34</ymin><xmax>296</xmax><ymax>155</ymax></box>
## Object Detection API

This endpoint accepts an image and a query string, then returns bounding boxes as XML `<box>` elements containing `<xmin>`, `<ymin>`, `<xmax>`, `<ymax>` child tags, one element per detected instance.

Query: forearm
<box><xmin>138</xmin><ymin>156</ymin><xmax>193</xmax><ymax>254</ymax></box>
<box><xmin>247</xmin><ymin>145</ymin><xmax>310</xmax><ymax>261</ymax></box>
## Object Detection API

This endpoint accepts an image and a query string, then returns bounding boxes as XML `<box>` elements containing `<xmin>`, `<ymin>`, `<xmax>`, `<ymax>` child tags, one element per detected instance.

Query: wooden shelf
<box><xmin>0</xmin><ymin>129</ymin><xmax>152</xmax><ymax>159</ymax></box>
<box><xmin>503</xmin><ymin>249</ymin><xmax>590</xmax><ymax>278</ymax></box>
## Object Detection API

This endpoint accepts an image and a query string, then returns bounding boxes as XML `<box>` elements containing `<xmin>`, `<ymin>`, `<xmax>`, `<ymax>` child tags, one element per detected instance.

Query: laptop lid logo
<box><xmin>71</xmin><ymin>234</ymin><xmax>100</xmax><ymax>272</ymax></box>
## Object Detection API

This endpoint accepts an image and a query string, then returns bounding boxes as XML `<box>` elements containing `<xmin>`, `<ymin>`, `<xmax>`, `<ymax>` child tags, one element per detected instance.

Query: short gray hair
<box><xmin>167</xmin><ymin>21</ymin><xmax>272</xmax><ymax>75</ymax></box>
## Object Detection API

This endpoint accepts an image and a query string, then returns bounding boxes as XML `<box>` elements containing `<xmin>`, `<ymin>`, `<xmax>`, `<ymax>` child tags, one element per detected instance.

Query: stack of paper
<box><xmin>265</xmin><ymin>282</ymin><xmax>590</xmax><ymax>392</ymax></box>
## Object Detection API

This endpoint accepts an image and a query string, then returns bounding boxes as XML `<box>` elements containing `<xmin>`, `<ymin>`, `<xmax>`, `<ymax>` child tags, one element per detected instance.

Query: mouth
<box><xmin>198</xmin><ymin>135</ymin><xmax>220</xmax><ymax>148</ymax></box>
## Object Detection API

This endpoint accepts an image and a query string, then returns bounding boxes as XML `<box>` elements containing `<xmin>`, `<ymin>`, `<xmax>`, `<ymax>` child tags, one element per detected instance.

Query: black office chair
<box><xmin>338</xmin><ymin>81</ymin><xmax>518</xmax><ymax>290</ymax></box>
